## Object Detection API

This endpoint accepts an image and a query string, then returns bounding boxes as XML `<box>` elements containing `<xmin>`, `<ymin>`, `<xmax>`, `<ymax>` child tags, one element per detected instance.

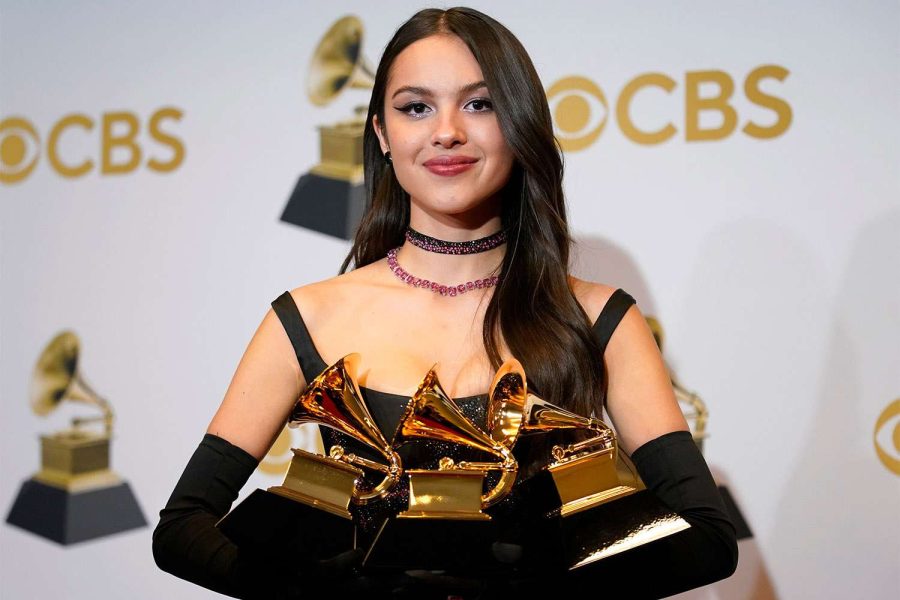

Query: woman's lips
<box><xmin>423</xmin><ymin>156</ymin><xmax>478</xmax><ymax>176</ymax></box>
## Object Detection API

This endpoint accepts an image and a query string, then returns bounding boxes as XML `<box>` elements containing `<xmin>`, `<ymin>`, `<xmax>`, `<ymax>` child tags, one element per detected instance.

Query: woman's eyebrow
<box><xmin>391</xmin><ymin>80</ymin><xmax>488</xmax><ymax>99</ymax></box>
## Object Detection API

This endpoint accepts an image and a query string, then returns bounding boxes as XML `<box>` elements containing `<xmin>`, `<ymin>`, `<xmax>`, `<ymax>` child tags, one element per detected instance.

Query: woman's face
<box><xmin>374</xmin><ymin>34</ymin><xmax>515</xmax><ymax>221</ymax></box>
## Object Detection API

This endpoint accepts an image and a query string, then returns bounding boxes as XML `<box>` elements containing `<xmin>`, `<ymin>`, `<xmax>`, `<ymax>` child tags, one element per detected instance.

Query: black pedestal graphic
<box><xmin>718</xmin><ymin>485</ymin><xmax>753</xmax><ymax>539</ymax></box>
<box><xmin>5</xmin><ymin>479</ymin><xmax>147</xmax><ymax>545</ymax></box>
<box><xmin>280</xmin><ymin>173</ymin><xmax>366</xmax><ymax>240</ymax></box>
<box><xmin>217</xmin><ymin>489</ymin><xmax>358</xmax><ymax>562</ymax></box>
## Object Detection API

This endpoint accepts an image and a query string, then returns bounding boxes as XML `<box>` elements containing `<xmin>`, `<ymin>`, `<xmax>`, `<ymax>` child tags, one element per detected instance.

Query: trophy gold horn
<box><xmin>485</xmin><ymin>358</ymin><xmax>632</xmax><ymax>517</ymax></box>
<box><xmin>485</xmin><ymin>358</ymin><xmax>615</xmax><ymax>456</ymax></box>
<box><xmin>274</xmin><ymin>353</ymin><xmax>402</xmax><ymax>513</ymax></box>
<box><xmin>30</xmin><ymin>330</ymin><xmax>113</xmax><ymax>435</ymax></box>
<box><xmin>307</xmin><ymin>15</ymin><xmax>375</xmax><ymax>107</ymax></box>
<box><xmin>392</xmin><ymin>368</ymin><xmax>517</xmax><ymax>519</ymax></box>
<box><xmin>217</xmin><ymin>354</ymin><xmax>398</xmax><ymax>559</ymax></box>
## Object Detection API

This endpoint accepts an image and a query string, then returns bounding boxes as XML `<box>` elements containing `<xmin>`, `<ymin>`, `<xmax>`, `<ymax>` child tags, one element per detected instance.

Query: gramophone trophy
<box><xmin>5</xmin><ymin>331</ymin><xmax>146</xmax><ymax>545</ymax></box>
<box><xmin>217</xmin><ymin>354</ymin><xmax>402</xmax><ymax>560</ymax></box>
<box><xmin>486</xmin><ymin>359</ymin><xmax>690</xmax><ymax>570</ymax></box>
<box><xmin>280</xmin><ymin>15</ymin><xmax>374</xmax><ymax>240</ymax></box>
<box><xmin>363</xmin><ymin>367</ymin><xmax>519</xmax><ymax>570</ymax></box>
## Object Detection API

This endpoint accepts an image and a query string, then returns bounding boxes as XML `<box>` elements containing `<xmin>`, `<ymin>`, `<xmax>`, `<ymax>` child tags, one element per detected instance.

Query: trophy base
<box><xmin>546</xmin><ymin>489</ymin><xmax>691</xmax><ymax>570</ymax></box>
<box><xmin>280</xmin><ymin>172</ymin><xmax>366</xmax><ymax>240</ymax></box>
<box><xmin>217</xmin><ymin>488</ymin><xmax>357</xmax><ymax>561</ymax></box>
<box><xmin>5</xmin><ymin>478</ymin><xmax>146</xmax><ymax>545</ymax></box>
<box><xmin>363</xmin><ymin>516</ymin><xmax>499</xmax><ymax>571</ymax></box>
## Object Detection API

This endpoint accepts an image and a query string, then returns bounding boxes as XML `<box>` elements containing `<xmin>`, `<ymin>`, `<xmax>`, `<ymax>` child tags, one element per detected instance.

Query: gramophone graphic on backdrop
<box><xmin>5</xmin><ymin>331</ymin><xmax>146</xmax><ymax>545</ymax></box>
<box><xmin>280</xmin><ymin>15</ymin><xmax>374</xmax><ymax>240</ymax></box>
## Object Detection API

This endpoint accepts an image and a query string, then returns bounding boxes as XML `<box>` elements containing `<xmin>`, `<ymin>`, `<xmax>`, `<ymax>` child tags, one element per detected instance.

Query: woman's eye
<box><xmin>466</xmin><ymin>98</ymin><xmax>493</xmax><ymax>112</ymax></box>
<box><xmin>397</xmin><ymin>102</ymin><xmax>431</xmax><ymax>117</ymax></box>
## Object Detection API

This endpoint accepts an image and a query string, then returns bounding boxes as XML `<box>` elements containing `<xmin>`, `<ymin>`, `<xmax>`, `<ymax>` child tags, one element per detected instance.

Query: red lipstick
<box><xmin>423</xmin><ymin>155</ymin><xmax>478</xmax><ymax>176</ymax></box>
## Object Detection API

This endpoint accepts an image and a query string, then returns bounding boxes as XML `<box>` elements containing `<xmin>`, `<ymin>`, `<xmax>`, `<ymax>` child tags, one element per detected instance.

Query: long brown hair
<box><xmin>341</xmin><ymin>7</ymin><xmax>605</xmax><ymax>443</ymax></box>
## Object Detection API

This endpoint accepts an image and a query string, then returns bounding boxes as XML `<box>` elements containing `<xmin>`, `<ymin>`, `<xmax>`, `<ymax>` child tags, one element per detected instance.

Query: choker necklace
<box><xmin>405</xmin><ymin>227</ymin><xmax>506</xmax><ymax>255</ymax></box>
<box><xmin>387</xmin><ymin>247</ymin><xmax>499</xmax><ymax>297</ymax></box>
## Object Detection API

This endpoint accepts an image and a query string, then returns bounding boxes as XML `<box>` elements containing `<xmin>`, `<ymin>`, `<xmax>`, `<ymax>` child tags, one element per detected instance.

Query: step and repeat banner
<box><xmin>2</xmin><ymin>1</ymin><xmax>897</xmax><ymax>598</ymax></box>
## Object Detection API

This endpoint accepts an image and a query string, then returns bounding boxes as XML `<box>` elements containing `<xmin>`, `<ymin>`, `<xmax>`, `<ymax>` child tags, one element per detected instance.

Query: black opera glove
<box><xmin>152</xmin><ymin>434</ymin><xmax>365</xmax><ymax>599</ymax></box>
<box><xmin>511</xmin><ymin>430</ymin><xmax>739</xmax><ymax>598</ymax></box>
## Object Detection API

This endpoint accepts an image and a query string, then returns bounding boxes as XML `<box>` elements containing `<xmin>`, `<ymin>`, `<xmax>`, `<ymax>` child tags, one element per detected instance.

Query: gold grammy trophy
<box><xmin>217</xmin><ymin>354</ymin><xmax>403</xmax><ymax>559</ymax></box>
<box><xmin>280</xmin><ymin>15</ymin><xmax>375</xmax><ymax>239</ymax></box>
<box><xmin>274</xmin><ymin>353</ymin><xmax>402</xmax><ymax>515</ymax></box>
<box><xmin>364</xmin><ymin>366</ymin><xmax>519</xmax><ymax>569</ymax></box>
<box><xmin>5</xmin><ymin>331</ymin><xmax>146</xmax><ymax>544</ymax></box>
<box><xmin>393</xmin><ymin>369</ymin><xmax>518</xmax><ymax>520</ymax></box>
<box><xmin>486</xmin><ymin>359</ymin><xmax>690</xmax><ymax>570</ymax></box>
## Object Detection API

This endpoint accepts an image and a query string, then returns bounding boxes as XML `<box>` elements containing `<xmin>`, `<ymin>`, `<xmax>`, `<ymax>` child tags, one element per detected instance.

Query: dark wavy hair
<box><xmin>341</xmin><ymin>7</ymin><xmax>605</xmax><ymax>455</ymax></box>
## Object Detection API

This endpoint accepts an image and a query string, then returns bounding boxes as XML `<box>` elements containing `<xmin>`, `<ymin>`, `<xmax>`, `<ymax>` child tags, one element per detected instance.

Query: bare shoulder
<box><xmin>287</xmin><ymin>259</ymin><xmax>388</xmax><ymax>326</ymax></box>
<box><xmin>568</xmin><ymin>278</ymin><xmax>688</xmax><ymax>452</ymax></box>
<box><xmin>568</xmin><ymin>275</ymin><xmax>653</xmax><ymax>359</ymax></box>
<box><xmin>568</xmin><ymin>276</ymin><xmax>621</xmax><ymax>324</ymax></box>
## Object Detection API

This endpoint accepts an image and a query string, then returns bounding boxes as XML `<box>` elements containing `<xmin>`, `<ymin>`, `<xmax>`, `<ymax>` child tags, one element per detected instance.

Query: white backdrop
<box><xmin>2</xmin><ymin>1</ymin><xmax>898</xmax><ymax>598</ymax></box>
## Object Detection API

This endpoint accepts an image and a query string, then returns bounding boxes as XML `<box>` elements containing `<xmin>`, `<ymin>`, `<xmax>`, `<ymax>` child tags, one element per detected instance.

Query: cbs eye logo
<box><xmin>0</xmin><ymin>108</ymin><xmax>185</xmax><ymax>185</ymax></box>
<box><xmin>547</xmin><ymin>77</ymin><xmax>609</xmax><ymax>152</ymax></box>
<box><xmin>873</xmin><ymin>399</ymin><xmax>900</xmax><ymax>476</ymax></box>
<box><xmin>0</xmin><ymin>118</ymin><xmax>40</xmax><ymax>184</ymax></box>
<box><xmin>547</xmin><ymin>64</ymin><xmax>792</xmax><ymax>151</ymax></box>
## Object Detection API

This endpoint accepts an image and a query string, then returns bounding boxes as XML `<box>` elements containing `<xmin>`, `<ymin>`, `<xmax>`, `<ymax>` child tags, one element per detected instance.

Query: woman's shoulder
<box><xmin>282</xmin><ymin>260</ymin><xmax>388</xmax><ymax>324</ymax></box>
<box><xmin>568</xmin><ymin>276</ymin><xmax>631</xmax><ymax>325</ymax></box>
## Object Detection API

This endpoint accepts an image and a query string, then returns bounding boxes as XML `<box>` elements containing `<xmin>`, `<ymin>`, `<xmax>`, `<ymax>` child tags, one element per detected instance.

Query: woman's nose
<box><xmin>431</xmin><ymin>110</ymin><xmax>467</xmax><ymax>148</ymax></box>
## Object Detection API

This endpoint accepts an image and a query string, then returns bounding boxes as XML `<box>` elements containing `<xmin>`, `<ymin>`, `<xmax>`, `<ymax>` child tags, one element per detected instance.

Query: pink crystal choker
<box><xmin>386</xmin><ymin>247</ymin><xmax>500</xmax><ymax>296</ymax></box>
<box><xmin>405</xmin><ymin>227</ymin><xmax>506</xmax><ymax>255</ymax></box>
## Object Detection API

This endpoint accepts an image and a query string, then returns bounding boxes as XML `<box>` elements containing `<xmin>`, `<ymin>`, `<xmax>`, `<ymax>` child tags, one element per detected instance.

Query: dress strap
<box><xmin>270</xmin><ymin>291</ymin><xmax>327</xmax><ymax>382</ymax></box>
<box><xmin>591</xmin><ymin>289</ymin><xmax>636</xmax><ymax>356</ymax></box>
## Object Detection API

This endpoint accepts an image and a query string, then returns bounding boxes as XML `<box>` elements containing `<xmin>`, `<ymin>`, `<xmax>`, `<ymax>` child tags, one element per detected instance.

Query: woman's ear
<box><xmin>372</xmin><ymin>114</ymin><xmax>390</xmax><ymax>155</ymax></box>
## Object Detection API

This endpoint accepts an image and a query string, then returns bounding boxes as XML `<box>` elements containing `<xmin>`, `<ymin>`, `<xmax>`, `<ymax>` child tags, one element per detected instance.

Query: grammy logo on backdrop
<box><xmin>280</xmin><ymin>15</ymin><xmax>374</xmax><ymax>240</ymax></box>
<box><xmin>5</xmin><ymin>331</ymin><xmax>146</xmax><ymax>545</ymax></box>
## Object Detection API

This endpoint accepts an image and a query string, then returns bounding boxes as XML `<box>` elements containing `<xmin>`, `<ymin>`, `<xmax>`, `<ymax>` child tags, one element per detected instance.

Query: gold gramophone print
<box><xmin>5</xmin><ymin>331</ymin><xmax>146</xmax><ymax>545</ymax></box>
<box><xmin>280</xmin><ymin>14</ymin><xmax>375</xmax><ymax>240</ymax></box>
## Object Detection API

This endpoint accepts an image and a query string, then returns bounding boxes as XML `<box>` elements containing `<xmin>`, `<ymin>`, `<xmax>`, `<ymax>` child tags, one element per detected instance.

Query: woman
<box><xmin>153</xmin><ymin>7</ymin><xmax>737</xmax><ymax>598</ymax></box>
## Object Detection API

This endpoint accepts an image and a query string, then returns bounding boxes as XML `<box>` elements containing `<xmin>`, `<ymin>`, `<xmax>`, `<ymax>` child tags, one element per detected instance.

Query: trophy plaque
<box><xmin>5</xmin><ymin>331</ymin><xmax>146</xmax><ymax>545</ymax></box>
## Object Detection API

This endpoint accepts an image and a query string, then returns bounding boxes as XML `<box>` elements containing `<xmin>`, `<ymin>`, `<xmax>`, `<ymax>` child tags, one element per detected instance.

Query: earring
<box><xmin>384</xmin><ymin>151</ymin><xmax>392</xmax><ymax>165</ymax></box>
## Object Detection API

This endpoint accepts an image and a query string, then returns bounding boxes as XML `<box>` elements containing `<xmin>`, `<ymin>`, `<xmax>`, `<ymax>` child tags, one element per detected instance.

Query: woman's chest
<box><xmin>312</xmin><ymin>303</ymin><xmax>501</xmax><ymax>398</ymax></box>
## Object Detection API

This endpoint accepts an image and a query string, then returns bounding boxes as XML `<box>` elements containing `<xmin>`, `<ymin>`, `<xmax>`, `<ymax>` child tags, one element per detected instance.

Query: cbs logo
<box><xmin>547</xmin><ymin>65</ymin><xmax>791</xmax><ymax>150</ymax></box>
<box><xmin>0</xmin><ymin>107</ymin><xmax>185</xmax><ymax>184</ymax></box>
<box><xmin>874</xmin><ymin>399</ymin><xmax>900</xmax><ymax>476</ymax></box>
